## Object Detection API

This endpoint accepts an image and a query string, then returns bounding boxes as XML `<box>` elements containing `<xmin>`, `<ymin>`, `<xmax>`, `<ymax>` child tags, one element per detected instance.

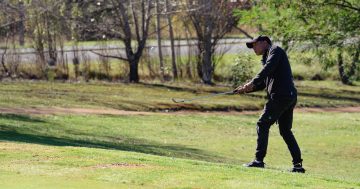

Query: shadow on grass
<box><xmin>0</xmin><ymin>116</ymin><xmax>236</xmax><ymax>164</ymax></box>
<box><xmin>0</xmin><ymin>114</ymin><xmax>46</xmax><ymax>123</ymax></box>
<box><xmin>297</xmin><ymin>86</ymin><xmax>360</xmax><ymax>103</ymax></box>
<box><xmin>298</xmin><ymin>91</ymin><xmax>360</xmax><ymax>104</ymax></box>
<box><xmin>139</xmin><ymin>82</ymin><xmax>199</xmax><ymax>93</ymax></box>
<box><xmin>139</xmin><ymin>82</ymin><xmax>233</xmax><ymax>94</ymax></box>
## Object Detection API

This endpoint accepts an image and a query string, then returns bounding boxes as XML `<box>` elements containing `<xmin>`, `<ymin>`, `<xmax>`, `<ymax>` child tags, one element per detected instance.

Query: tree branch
<box><xmin>90</xmin><ymin>50</ymin><xmax>128</xmax><ymax>61</ymax></box>
<box><xmin>325</xmin><ymin>1</ymin><xmax>360</xmax><ymax>12</ymax></box>
<box><xmin>131</xmin><ymin>1</ymin><xmax>141</xmax><ymax>43</ymax></box>
<box><xmin>234</xmin><ymin>26</ymin><xmax>253</xmax><ymax>39</ymax></box>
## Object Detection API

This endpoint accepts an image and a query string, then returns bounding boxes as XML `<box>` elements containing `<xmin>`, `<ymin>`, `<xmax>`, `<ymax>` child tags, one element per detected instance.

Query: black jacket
<box><xmin>251</xmin><ymin>45</ymin><xmax>297</xmax><ymax>99</ymax></box>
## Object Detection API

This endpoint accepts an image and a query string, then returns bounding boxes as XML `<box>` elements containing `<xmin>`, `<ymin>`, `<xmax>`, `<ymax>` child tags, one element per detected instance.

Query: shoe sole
<box><xmin>242</xmin><ymin>164</ymin><xmax>264</xmax><ymax>168</ymax></box>
<box><xmin>290</xmin><ymin>169</ymin><xmax>305</xmax><ymax>173</ymax></box>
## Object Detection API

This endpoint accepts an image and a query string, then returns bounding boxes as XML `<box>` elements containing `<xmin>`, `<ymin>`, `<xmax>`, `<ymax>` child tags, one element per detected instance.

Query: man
<box><xmin>233</xmin><ymin>35</ymin><xmax>305</xmax><ymax>173</ymax></box>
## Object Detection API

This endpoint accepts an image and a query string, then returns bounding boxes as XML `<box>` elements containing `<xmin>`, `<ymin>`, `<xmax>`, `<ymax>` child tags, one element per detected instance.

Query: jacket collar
<box><xmin>261</xmin><ymin>46</ymin><xmax>271</xmax><ymax>65</ymax></box>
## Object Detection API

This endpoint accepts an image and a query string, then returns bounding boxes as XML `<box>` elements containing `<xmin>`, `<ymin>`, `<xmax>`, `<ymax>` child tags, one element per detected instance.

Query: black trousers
<box><xmin>255</xmin><ymin>96</ymin><xmax>302</xmax><ymax>164</ymax></box>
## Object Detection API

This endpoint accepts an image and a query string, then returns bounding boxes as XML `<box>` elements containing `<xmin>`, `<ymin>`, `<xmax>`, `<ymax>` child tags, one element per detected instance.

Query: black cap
<box><xmin>246</xmin><ymin>35</ymin><xmax>272</xmax><ymax>48</ymax></box>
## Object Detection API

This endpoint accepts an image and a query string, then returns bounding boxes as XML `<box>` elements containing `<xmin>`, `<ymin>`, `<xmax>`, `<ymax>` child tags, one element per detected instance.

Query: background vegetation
<box><xmin>0</xmin><ymin>0</ymin><xmax>358</xmax><ymax>85</ymax></box>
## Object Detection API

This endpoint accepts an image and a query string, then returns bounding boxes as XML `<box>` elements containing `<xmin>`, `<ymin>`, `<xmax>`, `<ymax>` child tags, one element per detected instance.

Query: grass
<box><xmin>0</xmin><ymin>80</ymin><xmax>358</xmax><ymax>111</ymax></box>
<box><xmin>0</xmin><ymin>80</ymin><xmax>358</xmax><ymax>188</ymax></box>
<box><xmin>0</xmin><ymin>112</ymin><xmax>359</xmax><ymax>188</ymax></box>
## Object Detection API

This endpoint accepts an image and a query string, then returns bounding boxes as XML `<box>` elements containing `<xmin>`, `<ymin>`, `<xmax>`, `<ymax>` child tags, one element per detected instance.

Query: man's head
<box><xmin>246</xmin><ymin>35</ymin><xmax>272</xmax><ymax>55</ymax></box>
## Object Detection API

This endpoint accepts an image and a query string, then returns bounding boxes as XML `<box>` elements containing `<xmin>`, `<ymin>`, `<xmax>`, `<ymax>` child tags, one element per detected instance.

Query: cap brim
<box><xmin>246</xmin><ymin>39</ymin><xmax>257</xmax><ymax>48</ymax></box>
<box><xmin>246</xmin><ymin>42</ymin><xmax>254</xmax><ymax>48</ymax></box>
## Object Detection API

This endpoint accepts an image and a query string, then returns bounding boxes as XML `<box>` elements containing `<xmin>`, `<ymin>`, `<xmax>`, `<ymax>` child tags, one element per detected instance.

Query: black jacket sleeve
<box><xmin>251</xmin><ymin>47</ymin><xmax>281</xmax><ymax>87</ymax></box>
<box><xmin>251</xmin><ymin>79</ymin><xmax>266</xmax><ymax>92</ymax></box>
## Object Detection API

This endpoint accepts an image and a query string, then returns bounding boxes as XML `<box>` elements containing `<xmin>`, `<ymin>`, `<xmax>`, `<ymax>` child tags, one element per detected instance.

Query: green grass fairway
<box><xmin>0</xmin><ymin>112</ymin><xmax>359</xmax><ymax>188</ymax></box>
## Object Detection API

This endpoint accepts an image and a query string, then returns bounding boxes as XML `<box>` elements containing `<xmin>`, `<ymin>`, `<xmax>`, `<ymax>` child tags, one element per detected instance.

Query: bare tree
<box><xmin>25</xmin><ymin>0</ymin><xmax>64</xmax><ymax>75</ymax></box>
<box><xmin>0</xmin><ymin>0</ymin><xmax>25</xmax><ymax>46</ymax></box>
<box><xmin>0</xmin><ymin>1</ymin><xmax>25</xmax><ymax>77</ymax></box>
<box><xmin>155</xmin><ymin>0</ymin><xmax>165</xmax><ymax>80</ymax></box>
<box><xmin>165</xmin><ymin>0</ymin><xmax>178</xmax><ymax>80</ymax></box>
<box><xmin>0</xmin><ymin>27</ymin><xmax>22</xmax><ymax>78</ymax></box>
<box><xmin>88</xmin><ymin>0</ymin><xmax>154</xmax><ymax>83</ymax></box>
<box><xmin>186</xmin><ymin>0</ymin><xmax>241</xmax><ymax>85</ymax></box>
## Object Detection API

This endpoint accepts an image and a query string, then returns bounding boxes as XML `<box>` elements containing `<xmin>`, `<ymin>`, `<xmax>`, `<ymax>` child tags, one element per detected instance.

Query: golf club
<box><xmin>171</xmin><ymin>91</ymin><xmax>235</xmax><ymax>103</ymax></box>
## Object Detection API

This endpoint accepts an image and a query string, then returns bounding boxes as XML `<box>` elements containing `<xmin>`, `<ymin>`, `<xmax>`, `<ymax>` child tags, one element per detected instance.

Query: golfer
<box><xmin>234</xmin><ymin>35</ymin><xmax>305</xmax><ymax>173</ymax></box>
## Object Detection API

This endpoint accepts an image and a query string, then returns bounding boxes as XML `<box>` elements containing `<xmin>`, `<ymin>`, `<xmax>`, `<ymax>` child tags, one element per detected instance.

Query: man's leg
<box><xmin>277</xmin><ymin>98</ymin><xmax>302</xmax><ymax>164</ymax></box>
<box><xmin>277</xmin><ymin>98</ymin><xmax>305</xmax><ymax>173</ymax></box>
<box><xmin>245</xmin><ymin>97</ymin><xmax>295</xmax><ymax>168</ymax></box>
<box><xmin>243</xmin><ymin>107</ymin><xmax>275</xmax><ymax>168</ymax></box>
<box><xmin>244</xmin><ymin>99</ymin><xmax>282</xmax><ymax>168</ymax></box>
<box><xmin>254</xmin><ymin>100</ymin><xmax>280</xmax><ymax>162</ymax></box>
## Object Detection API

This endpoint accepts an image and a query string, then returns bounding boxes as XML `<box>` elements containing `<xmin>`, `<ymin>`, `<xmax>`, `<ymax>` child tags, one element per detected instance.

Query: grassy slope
<box><xmin>0</xmin><ymin>80</ymin><xmax>359</xmax><ymax>111</ymax></box>
<box><xmin>0</xmin><ymin>112</ymin><xmax>359</xmax><ymax>188</ymax></box>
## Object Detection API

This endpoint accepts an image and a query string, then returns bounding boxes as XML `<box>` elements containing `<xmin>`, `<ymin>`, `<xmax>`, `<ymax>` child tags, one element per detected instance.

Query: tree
<box><xmin>186</xmin><ymin>0</ymin><xmax>243</xmax><ymax>85</ymax></box>
<box><xmin>236</xmin><ymin>0</ymin><xmax>360</xmax><ymax>84</ymax></box>
<box><xmin>27</xmin><ymin>1</ymin><xmax>65</xmax><ymax>68</ymax></box>
<box><xmin>80</xmin><ymin>0</ymin><xmax>154</xmax><ymax>83</ymax></box>
<box><xmin>0</xmin><ymin>0</ymin><xmax>25</xmax><ymax>46</ymax></box>
<box><xmin>155</xmin><ymin>0</ymin><xmax>166</xmax><ymax>81</ymax></box>
<box><xmin>165</xmin><ymin>0</ymin><xmax>178</xmax><ymax>80</ymax></box>
<box><xmin>0</xmin><ymin>0</ymin><xmax>28</xmax><ymax>77</ymax></box>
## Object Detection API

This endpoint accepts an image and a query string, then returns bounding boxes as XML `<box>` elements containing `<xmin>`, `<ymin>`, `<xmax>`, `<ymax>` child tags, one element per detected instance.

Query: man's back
<box><xmin>257</xmin><ymin>45</ymin><xmax>297</xmax><ymax>98</ymax></box>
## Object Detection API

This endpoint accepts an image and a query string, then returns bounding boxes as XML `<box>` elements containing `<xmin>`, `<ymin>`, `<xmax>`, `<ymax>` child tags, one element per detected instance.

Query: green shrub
<box><xmin>230</xmin><ymin>54</ymin><xmax>255</xmax><ymax>87</ymax></box>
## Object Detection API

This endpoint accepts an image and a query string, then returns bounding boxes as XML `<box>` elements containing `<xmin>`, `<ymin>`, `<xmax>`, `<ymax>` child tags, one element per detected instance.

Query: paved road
<box><xmin>1</xmin><ymin>38</ymin><xmax>256</xmax><ymax>64</ymax></box>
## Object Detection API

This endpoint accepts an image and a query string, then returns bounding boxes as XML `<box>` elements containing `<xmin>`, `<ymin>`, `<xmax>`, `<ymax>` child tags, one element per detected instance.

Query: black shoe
<box><xmin>291</xmin><ymin>163</ymin><xmax>305</xmax><ymax>173</ymax></box>
<box><xmin>243</xmin><ymin>160</ymin><xmax>265</xmax><ymax>168</ymax></box>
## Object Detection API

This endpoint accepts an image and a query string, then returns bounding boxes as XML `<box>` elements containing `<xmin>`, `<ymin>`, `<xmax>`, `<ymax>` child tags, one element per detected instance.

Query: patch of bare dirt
<box><xmin>0</xmin><ymin>107</ymin><xmax>154</xmax><ymax>116</ymax></box>
<box><xmin>0</xmin><ymin>106</ymin><xmax>359</xmax><ymax>116</ymax></box>
<box><xmin>295</xmin><ymin>106</ymin><xmax>360</xmax><ymax>113</ymax></box>
<box><xmin>89</xmin><ymin>163</ymin><xmax>146</xmax><ymax>169</ymax></box>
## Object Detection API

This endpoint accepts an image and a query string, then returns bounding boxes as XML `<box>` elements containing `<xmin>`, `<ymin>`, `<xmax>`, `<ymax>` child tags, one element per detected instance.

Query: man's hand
<box><xmin>233</xmin><ymin>85</ymin><xmax>246</xmax><ymax>94</ymax></box>
<box><xmin>233</xmin><ymin>82</ymin><xmax>255</xmax><ymax>94</ymax></box>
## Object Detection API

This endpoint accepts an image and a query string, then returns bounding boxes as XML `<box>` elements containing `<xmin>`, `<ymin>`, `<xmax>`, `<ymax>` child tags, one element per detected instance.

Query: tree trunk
<box><xmin>348</xmin><ymin>43</ymin><xmax>360</xmax><ymax>80</ymax></box>
<box><xmin>155</xmin><ymin>0</ymin><xmax>165</xmax><ymax>80</ymax></box>
<box><xmin>190</xmin><ymin>0</ymin><xmax>216</xmax><ymax>85</ymax></box>
<box><xmin>165</xmin><ymin>0</ymin><xmax>178</xmax><ymax>80</ymax></box>
<box><xmin>45</xmin><ymin>12</ymin><xmax>56</xmax><ymax>63</ymax></box>
<box><xmin>196</xmin><ymin>47</ymin><xmax>203</xmax><ymax>79</ymax></box>
<box><xmin>18</xmin><ymin>1</ymin><xmax>25</xmax><ymax>46</ymax></box>
<box><xmin>200</xmin><ymin>8</ymin><xmax>214</xmax><ymax>85</ymax></box>
<box><xmin>337</xmin><ymin>50</ymin><xmax>350</xmax><ymax>85</ymax></box>
<box><xmin>1</xmin><ymin>34</ymin><xmax>9</xmax><ymax>74</ymax></box>
<box><xmin>184</xmin><ymin>25</ymin><xmax>193</xmax><ymax>79</ymax></box>
<box><xmin>35</xmin><ymin>15</ymin><xmax>46</xmax><ymax>67</ymax></box>
<box><xmin>129</xmin><ymin>59</ymin><xmax>140</xmax><ymax>83</ymax></box>
<box><xmin>201</xmin><ymin>35</ymin><xmax>214</xmax><ymax>85</ymax></box>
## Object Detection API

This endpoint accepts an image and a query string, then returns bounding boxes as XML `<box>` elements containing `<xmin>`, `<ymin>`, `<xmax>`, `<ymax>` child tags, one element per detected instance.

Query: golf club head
<box><xmin>172</xmin><ymin>98</ymin><xmax>184</xmax><ymax>103</ymax></box>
